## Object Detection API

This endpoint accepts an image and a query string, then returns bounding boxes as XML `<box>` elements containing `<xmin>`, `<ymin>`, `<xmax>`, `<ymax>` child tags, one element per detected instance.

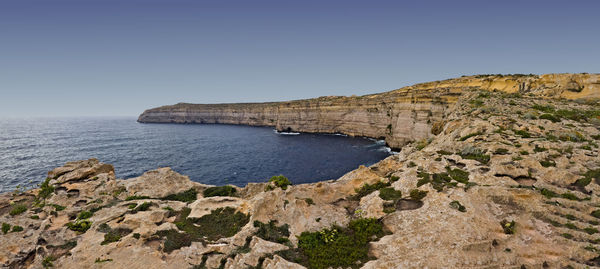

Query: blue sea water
<box><xmin>0</xmin><ymin>117</ymin><xmax>391</xmax><ymax>193</ymax></box>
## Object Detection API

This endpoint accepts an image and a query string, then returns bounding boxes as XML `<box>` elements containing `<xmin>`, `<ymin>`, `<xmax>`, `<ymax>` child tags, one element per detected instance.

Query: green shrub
<box><xmin>2</xmin><ymin>223</ymin><xmax>10</xmax><ymax>234</ymax></box>
<box><xmin>9</xmin><ymin>204</ymin><xmax>27</xmax><ymax>216</ymax></box>
<box><xmin>591</xmin><ymin>210</ymin><xmax>600</xmax><ymax>219</ymax></box>
<box><xmin>155</xmin><ymin>207</ymin><xmax>250</xmax><ymax>253</ymax></box>
<box><xmin>38</xmin><ymin>178</ymin><xmax>55</xmax><ymax>200</ymax></box>
<box><xmin>494</xmin><ymin>148</ymin><xmax>509</xmax><ymax>155</ymax></box>
<box><xmin>561</xmin><ymin>192</ymin><xmax>579</xmax><ymax>201</ymax></box>
<box><xmin>162</xmin><ymin>188</ymin><xmax>198</xmax><ymax>202</ymax></box>
<box><xmin>253</xmin><ymin>220</ymin><xmax>290</xmax><ymax>244</ymax></box>
<box><xmin>540</xmin><ymin>188</ymin><xmax>559</xmax><ymax>199</ymax></box>
<box><xmin>574</xmin><ymin>177</ymin><xmax>592</xmax><ymax>188</ymax></box>
<box><xmin>459</xmin><ymin>132</ymin><xmax>483</xmax><ymax>141</ymax></box>
<box><xmin>77</xmin><ymin>211</ymin><xmax>93</xmax><ymax>220</ymax></box>
<box><xmin>42</xmin><ymin>256</ymin><xmax>55</xmax><ymax>268</ymax></box>
<box><xmin>125</xmin><ymin>195</ymin><xmax>151</xmax><ymax>201</ymax></box>
<box><xmin>447</xmin><ymin>167</ymin><xmax>470</xmax><ymax>184</ymax></box>
<box><xmin>268</xmin><ymin>175</ymin><xmax>292</xmax><ymax>190</ymax></box>
<box><xmin>513</xmin><ymin>129</ymin><xmax>532</xmax><ymax>138</ymax></box>
<box><xmin>378</xmin><ymin>187</ymin><xmax>402</xmax><ymax>201</ymax></box>
<box><xmin>101</xmin><ymin>227</ymin><xmax>132</xmax><ymax>245</ymax></box>
<box><xmin>95</xmin><ymin>258</ymin><xmax>113</xmax><ymax>263</ymax></box>
<box><xmin>540</xmin><ymin>113</ymin><xmax>561</xmax><ymax>122</ymax></box>
<box><xmin>66</xmin><ymin>220</ymin><xmax>92</xmax><ymax>233</ymax></box>
<box><xmin>437</xmin><ymin>150</ymin><xmax>453</xmax><ymax>155</ymax></box>
<box><xmin>500</xmin><ymin>220</ymin><xmax>516</xmax><ymax>234</ymax></box>
<box><xmin>132</xmin><ymin>202</ymin><xmax>153</xmax><ymax>212</ymax></box>
<box><xmin>353</xmin><ymin>181</ymin><xmax>390</xmax><ymax>200</ymax></box>
<box><xmin>564</xmin><ymin>222</ymin><xmax>577</xmax><ymax>230</ymax></box>
<box><xmin>416</xmin><ymin>171</ymin><xmax>430</xmax><ymax>187</ymax></box>
<box><xmin>519</xmin><ymin>150</ymin><xmax>529</xmax><ymax>155</ymax></box>
<box><xmin>584</xmin><ymin>227</ymin><xmax>599</xmax><ymax>235</ymax></box>
<box><xmin>449</xmin><ymin>201</ymin><xmax>466</xmax><ymax>212</ymax></box>
<box><xmin>304</xmin><ymin>198</ymin><xmax>315</xmax><ymax>205</ymax></box>
<box><xmin>532</xmin><ymin>104</ymin><xmax>555</xmax><ymax>113</ymax></box>
<box><xmin>203</xmin><ymin>186</ymin><xmax>236</xmax><ymax>198</ymax></box>
<box><xmin>559</xmin><ymin>132</ymin><xmax>586</xmax><ymax>142</ymax></box>
<box><xmin>49</xmin><ymin>204</ymin><xmax>66</xmax><ymax>211</ymax></box>
<box><xmin>277</xmin><ymin>218</ymin><xmax>385</xmax><ymax>269</ymax></box>
<box><xmin>459</xmin><ymin>147</ymin><xmax>490</xmax><ymax>164</ymax></box>
<box><xmin>11</xmin><ymin>225</ymin><xmax>23</xmax><ymax>232</ymax></box>
<box><xmin>409</xmin><ymin>189</ymin><xmax>428</xmax><ymax>201</ymax></box>
<box><xmin>561</xmin><ymin>233</ymin><xmax>573</xmax><ymax>239</ymax></box>
<box><xmin>533</xmin><ymin>145</ymin><xmax>547</xmax><ymax>152</ymax></box>
<box><xmin>133</xmin><ymin>233</ymin><xmax>140</xmax><ymax>239</ymax></box>
<box><xmin>539</xmin><ymin>159</ymin><xmax>556</xmax><ymax>167</ymax></box>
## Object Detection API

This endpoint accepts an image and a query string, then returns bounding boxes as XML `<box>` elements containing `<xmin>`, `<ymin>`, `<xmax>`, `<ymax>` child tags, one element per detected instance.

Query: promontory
<box><xmin>2</xmin><ymin>73</ymin><xmax>600</xmax><ymax>268</ymax></box>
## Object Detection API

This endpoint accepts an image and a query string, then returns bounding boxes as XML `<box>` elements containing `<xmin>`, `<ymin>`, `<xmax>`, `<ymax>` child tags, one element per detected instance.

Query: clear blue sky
<box><xmin>1</xmin><ymin>0</ymin><xmax>598</xmax><ymax>117</ymax></box>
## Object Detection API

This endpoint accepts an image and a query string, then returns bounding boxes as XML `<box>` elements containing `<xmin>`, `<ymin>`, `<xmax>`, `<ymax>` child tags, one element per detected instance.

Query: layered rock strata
<box><xmin>1</xmin><ymin>74</ymin><xmax>600</xmax><ymax>268</ymax></box>
<box><xmin>138</xmin><ymin>73</ymin><xmax>600</xmax><ymax>149</ymax></box>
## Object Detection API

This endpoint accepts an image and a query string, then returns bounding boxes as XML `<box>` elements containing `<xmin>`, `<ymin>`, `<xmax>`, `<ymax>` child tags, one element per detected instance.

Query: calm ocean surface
<box><xmin>0</xmin><ymin>117</ymin><xmax>391</xmax><ymax>193</ymax></box>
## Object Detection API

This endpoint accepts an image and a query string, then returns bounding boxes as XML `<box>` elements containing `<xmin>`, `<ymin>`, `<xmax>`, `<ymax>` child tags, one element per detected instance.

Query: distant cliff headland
<box><xmin>3</xmin><ymin>73</ymin><xmax>600</xmax><ymax>268</ymax></box>
<box><xmin>138</xmin><ymin>73</ymin><xmax>600</xmax><ymax>149</ymax></box>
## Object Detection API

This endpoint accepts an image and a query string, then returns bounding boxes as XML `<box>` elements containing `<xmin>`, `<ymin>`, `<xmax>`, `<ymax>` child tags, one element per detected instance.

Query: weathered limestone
<box><xmin>1</xmin><ymin>74</ymin><xmax>600</xmax><ymax>268</ymax></box>
<box><xmin>138</xmin><ymin>73</ymin><xmax>600</xmax><ymax>149</ymax></box>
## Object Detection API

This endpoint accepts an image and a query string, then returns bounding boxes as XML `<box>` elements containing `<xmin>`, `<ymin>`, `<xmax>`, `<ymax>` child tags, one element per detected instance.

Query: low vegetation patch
<box><xmin>203</xmin><ymin>186</ymin><xmax>237</xmax><ymax>197</ymax></box>
<box><xmin>352</xmin><ymin>181</ymin><xmax>390</xmax><ymax>200</ymax></box>
<box><xmin>2</xmin><ymin>223</ymin><xmax>11</xmax><ymax>234</ymax></box>
<box><xmin>512</xmin><ymin>129</ymin><xmax>532</xmax><ymax>138</ymax></box>
<box><xmin>459</xmin><ymin>131</ymin><xmax>483</xmax><ymax>141</ymax></box>
<box><xmin>9</xmin><ymin>204</ymin><xmax>27</xmax><ymax>216</ymax></box>
<box><xmin>162</xmin><ymin>188</ymin><xmax>198</xmax><ymax>202</ymax></box>
<box><xmin>100</xmin><ymin>225</ymin><xmax>132</xmax><ymax>245</ymax></box>
<box><xmin>409</xmin><ymin>189</ymin><xmax>428</xmax><ymax>201</ymax></box>
<box><xmin>66</xmin><ymin>220</ymin><xmax>92</xmax><ymax>233</ymax></box>
<box><xmin>539</xmin><ymin>159</ymin><xmax>556</xmax><ymax>167</ymax></box>
<box><xmin>266</xmin><ymin>175</ymin><xmax>292</xmax><ymax>190</ymax></box>
<box><xmin>37</xmin><ymin>178</ymin><xmax>55</xmax><ymax>200</ymax></box>
<box><xmin>154</xmin><ymin>207</ymin><xmax>250</xmax><ymax>253</ymax></box>
<box><xmin>254</xmin><ymin>220</ymin><xmax>290</xmax><ymax>245</ymax></box>
<box><xmin>501</xmin><ymin>220</ymin><xmax>516</xmax><ymax>234</ymax></box>
<box><xmin>378</xmin><ymin>187</ymin><xmax>402</xmax><ymax>201</ymax></box>
<box><xmin>125</xmin><ymin>195</ymin><xmax>151</xmax><ymax>201</ymax></box>
<box><xmin>77</xmin><ymin>211</ymin><xmax>93</xmax><ymax>220</ymax></box>
<box><xmin>276</xmin><ymin>218</ymin><xmax>386</xmax><ymax>269</ymax></box>
<box><xmin>138</xmin><ymin>202</ymin><xmax>155</xmax><ymax>212</ymax></box>
<box><xmin>449</xmin><ymin>201</ymin><xmax>466</xmax><ymax>212</ymax></box>
<box><xmin>458</xmin><ymin>146</ymin><xmax>490</xmax><ymax>164</ymax></box>
<box><xmin>540</xmin><ymin>113</ymin><xmax>561</xmax><ymax>122</ymax></box>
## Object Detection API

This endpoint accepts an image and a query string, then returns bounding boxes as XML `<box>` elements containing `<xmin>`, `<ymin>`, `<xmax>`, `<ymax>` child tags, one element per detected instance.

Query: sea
<box><xmin>0</xmin><ymin>117</ymin><xmax>392</xmax><ymax>193</ymax></box>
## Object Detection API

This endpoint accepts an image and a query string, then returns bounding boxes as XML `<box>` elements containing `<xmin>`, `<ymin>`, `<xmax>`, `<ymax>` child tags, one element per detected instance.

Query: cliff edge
<box><xmin>1</xmin><ymin>74</ymin><xmax>600</xmax><ymax>268</ymax></box>
<box><xmin>138</xmin><ymin>73</ymin><xmax>600</xmax><ymax>149</ymax></box>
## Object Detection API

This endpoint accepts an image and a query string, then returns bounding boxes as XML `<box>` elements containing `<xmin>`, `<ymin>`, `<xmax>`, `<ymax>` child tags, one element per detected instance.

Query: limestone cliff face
<box><xmin>3</xmin><ymin>85</ymin><xmax>600</xmax><ymax>268</ymax></box>
<box><xmin>138</xmin><ymin>73</ymin><xmax>600</xmax><ymax>149</ymax></box>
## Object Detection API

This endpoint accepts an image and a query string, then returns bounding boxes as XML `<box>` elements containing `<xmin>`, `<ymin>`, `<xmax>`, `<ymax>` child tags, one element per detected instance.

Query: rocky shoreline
<box><xmin>138</xmin><ymin>73</ymin><xmax>600</xmax><ymax>149</ymax></box>
<box><xmin>2</xmin><ymin>74</ymin><xmax>600</xmax><ymax>268</ymax></box>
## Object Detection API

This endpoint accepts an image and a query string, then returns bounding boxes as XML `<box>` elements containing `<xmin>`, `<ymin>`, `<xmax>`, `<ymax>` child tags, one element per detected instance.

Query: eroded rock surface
<box><xmin>2</xmin><ymin>74</ymin><xmax>600</xmax><ymax>268</ymax></box>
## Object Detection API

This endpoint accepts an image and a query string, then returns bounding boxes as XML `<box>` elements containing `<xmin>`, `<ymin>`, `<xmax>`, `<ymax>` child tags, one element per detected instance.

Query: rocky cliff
<box><xmin>138</xmin><ymin>73</ymin><xmax>600</xmax><ymax>149</ymax></box>
<box><xmin>2</xmin><ymin>74</ymin><xmax>600</xmax><ymax>268</ymax></box>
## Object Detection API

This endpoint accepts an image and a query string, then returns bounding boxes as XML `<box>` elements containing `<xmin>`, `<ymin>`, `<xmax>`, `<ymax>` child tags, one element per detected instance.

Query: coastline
<box><xmin>1</xmin><ymin>74</ymin><xmax>600</xmax><ymax>268</ymax></box>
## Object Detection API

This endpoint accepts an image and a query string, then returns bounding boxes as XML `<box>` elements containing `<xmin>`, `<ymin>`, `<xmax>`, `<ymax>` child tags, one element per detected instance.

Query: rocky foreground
<box><xmin>2</xmin><ymin>77</ymin><xmax>600</xmax><ymax>268</ymax></box>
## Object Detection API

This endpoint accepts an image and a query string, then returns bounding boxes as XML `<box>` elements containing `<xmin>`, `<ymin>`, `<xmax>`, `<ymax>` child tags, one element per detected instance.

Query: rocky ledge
<box><xmin>2</xmin><ymin>78</ymin><xmax>600</xmax><ymax>268</ymax></box>
<box><xmin>138</xmin><ymin>73</ymin><xmax>600</xmax><ymax>149</ymax></box>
